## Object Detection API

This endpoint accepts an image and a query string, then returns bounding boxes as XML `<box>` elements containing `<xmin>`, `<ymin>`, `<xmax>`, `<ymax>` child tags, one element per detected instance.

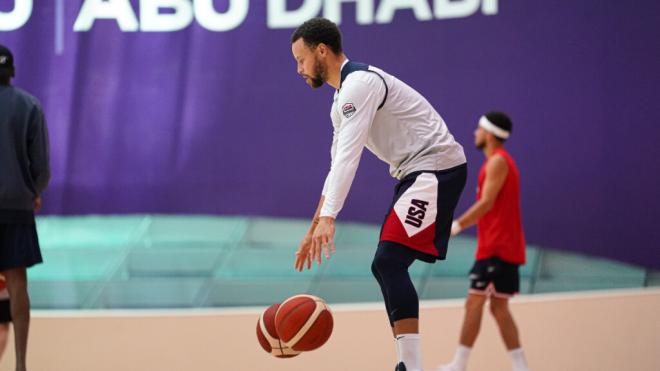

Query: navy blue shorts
<box><xmin>0</xmin><ymin>220</ymin><xmax>43</xmax><ymax>272</ymax></box>
<box><xmin>379</xmin><ymin>164</ymin><xmax>467</xmax><ymax>262</ymax></box>
<box><xmin>0</xmin><ymin>299</ymin><xmax>10</xmax><ymax>323</ymax></box>
<box><xmin>468</xmin><ymin>257</ymin><xmax>520</xmax><ymax>298</ymax></box>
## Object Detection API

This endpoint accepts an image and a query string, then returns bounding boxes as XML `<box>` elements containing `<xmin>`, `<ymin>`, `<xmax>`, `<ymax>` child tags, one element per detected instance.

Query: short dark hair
<box><xmin>484</xmin><ymin>111</ymin><xmax>513</xmax><ymax>141</ymax></box>
<box><xmin>291</xmin><ymin>17</ymin><xmax>343</xmax><ymax>54</ymax></box>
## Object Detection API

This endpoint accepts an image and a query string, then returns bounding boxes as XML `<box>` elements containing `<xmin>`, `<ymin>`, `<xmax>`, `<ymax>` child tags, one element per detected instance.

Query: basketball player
<box><xmin>290</xmin><ymin>18</ymin><xmax>467</xmax><ymax>371</ymax></box>
<box><xmin>0</xmin><ymin>44</ymin><xmax>50</xmax><ymax>371</ymax></box>
<box><xmin>437</xmin><ymin>112</ymin><xmax>529</xmax><ymax>371</ymax></box>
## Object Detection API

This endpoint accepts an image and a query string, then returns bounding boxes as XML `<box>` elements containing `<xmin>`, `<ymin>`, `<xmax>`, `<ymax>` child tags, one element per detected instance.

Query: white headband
<box><xmin>479</xmin><ymin>116</ymin><xmax>510</xmax><ymax>139</ymax></box>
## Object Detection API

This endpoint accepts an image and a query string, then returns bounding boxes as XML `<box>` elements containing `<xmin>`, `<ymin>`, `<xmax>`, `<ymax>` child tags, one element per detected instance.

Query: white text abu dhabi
<box><xmin>0</xmin><ymin>0</ymin><xmax>498</xmax><ymax>32</ymax></box>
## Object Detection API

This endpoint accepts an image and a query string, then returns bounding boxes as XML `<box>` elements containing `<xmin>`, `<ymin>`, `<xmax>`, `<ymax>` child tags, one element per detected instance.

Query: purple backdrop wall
<box><xmin>1</xmin><ymin>0</ymin><xmax>659</xmax><ymax>269</ymax></box>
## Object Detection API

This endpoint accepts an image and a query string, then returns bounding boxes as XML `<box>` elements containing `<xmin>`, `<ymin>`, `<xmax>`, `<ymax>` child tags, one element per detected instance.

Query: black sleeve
<box><xmin>27</xmin><ymin>104</ymin><xmax>51</xmax><ymax>194</ymax></box>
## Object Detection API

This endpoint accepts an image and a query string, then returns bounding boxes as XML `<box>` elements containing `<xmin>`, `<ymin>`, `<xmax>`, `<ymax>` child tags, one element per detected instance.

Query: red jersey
<box><xmin>476</xmin><ymin>148</ymin><xmax>526</xmax><ymax>264</ymax></box>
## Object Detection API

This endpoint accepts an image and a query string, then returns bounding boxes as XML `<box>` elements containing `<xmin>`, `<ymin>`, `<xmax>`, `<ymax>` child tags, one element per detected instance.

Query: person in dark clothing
<box><xmin>0</xmin><ymin>44</ymin><xmax>50</xmax><ymax>371</ymax></box>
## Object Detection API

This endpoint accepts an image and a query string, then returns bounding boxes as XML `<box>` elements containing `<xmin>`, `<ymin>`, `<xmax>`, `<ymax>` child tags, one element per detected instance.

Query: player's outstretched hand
<box><xmin>311</xmin><ymin>217</ymin><xmax>336</xmax><ymax>266</ymax></box>
<box><xmin>295</xmin><ymin>234</ymin><xmax>314</xmax><ymax>271</ymax></box>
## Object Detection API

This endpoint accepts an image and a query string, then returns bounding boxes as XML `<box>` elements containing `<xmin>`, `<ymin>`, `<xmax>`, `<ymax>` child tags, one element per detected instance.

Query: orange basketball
<box><xmin>274</xmin><ymin>294</ymin><xmax>333</xmax><ymax>351</ymax></box>
<box><xmin>256</xmin><ymin>303</ymin><xmax>301</xmax><ymax>358</ymax></box>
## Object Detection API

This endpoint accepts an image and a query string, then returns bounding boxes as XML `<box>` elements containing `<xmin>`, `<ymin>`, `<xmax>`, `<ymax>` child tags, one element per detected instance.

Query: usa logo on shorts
<box><xmin>342</xmin><ymin>103</ymin><xmax>356</xmax><ymax>118</ymax></box>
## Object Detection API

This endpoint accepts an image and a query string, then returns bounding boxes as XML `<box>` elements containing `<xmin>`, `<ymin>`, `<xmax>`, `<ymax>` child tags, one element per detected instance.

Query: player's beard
<box><xmin>475</xmin><ymin>138</ymin><xmax>486</xmax><ymax>150</ymax></box>
<box><xmin>309</xmin><ymin>58</ymin><xmax>326</xmax><ymax>88</ymax></box>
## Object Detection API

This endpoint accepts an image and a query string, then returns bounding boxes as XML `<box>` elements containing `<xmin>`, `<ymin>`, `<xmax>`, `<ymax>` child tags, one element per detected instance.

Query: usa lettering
<box><xmin>405</xmin><ymin>199</ymin><xmax>429</xmax><ymax>228</ymax></box>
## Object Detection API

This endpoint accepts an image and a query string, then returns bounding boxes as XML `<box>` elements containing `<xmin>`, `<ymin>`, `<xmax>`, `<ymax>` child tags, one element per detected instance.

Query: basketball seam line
<box><xmin>284</xmin><ymin>300</ymin><xmax>326</xmax><ymax>348</ymax></box>
<box><xmin>260</xmin><ymin>312</ymin><xmax>299</xmax><ymax>356</ymax></box>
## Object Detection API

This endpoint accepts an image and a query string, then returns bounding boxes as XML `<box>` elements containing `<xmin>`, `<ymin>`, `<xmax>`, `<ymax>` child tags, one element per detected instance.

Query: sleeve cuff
<box><xmin>319</xmin><ymin>207</ymin><xmax>338</xmax><ymax>219</ymax></box>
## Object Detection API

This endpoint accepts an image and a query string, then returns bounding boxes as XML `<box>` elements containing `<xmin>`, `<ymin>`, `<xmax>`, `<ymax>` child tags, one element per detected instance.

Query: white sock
<box><xmin>396</xmin><ymin>333</ymin><xmax>422</xmax><ymax>370</ymax></box>
<box><xmin>509</xmin><ymin>348</ymin><xmax>529</xmax><ymax>371</ymax></box>
<box><xmin>395</xmin><ymin>337</ymin><xmax>402</xmax><ymax>362</ymax></box>
<box><xmin>450</xmin><ymin>345</ymin><xmax>471</xmax><ymax>370</ymax></box>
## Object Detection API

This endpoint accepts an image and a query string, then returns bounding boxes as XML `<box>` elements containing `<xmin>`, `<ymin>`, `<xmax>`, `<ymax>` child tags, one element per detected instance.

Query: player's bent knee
<box><xmin>373</xmin><ymin>249</ymin><xmax>420</xmax><ymax>320</ymax></box>
<box><xmin>370</xmin><ymin>260</ymin><xmax>380</xmax><ymax>279</ymax></box>
<box><xmin>372</xmin><ymin>248</ymin><xmax>392</xmax><ymax>271</ymax></box>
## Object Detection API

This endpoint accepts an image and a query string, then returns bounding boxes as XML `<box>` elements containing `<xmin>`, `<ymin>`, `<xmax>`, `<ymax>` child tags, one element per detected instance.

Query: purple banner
<box><xmin>1</xmin><ymin>0</ymin><xmax>659</xmax><ymax>269</ymax></box>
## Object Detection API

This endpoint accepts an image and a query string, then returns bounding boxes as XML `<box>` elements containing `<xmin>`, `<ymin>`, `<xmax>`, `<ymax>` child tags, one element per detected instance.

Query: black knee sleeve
<box><xmin>371</xmin><ymin>242</ymin><xmax>420</xmax><ymax>323</ymax></box>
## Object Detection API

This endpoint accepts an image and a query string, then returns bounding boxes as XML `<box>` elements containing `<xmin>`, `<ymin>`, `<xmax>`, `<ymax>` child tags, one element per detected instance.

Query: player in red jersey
<box><xmin>437</xmin><ymin>112</ymin><xmax>529</xmax><ymax>371</ymax></box>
